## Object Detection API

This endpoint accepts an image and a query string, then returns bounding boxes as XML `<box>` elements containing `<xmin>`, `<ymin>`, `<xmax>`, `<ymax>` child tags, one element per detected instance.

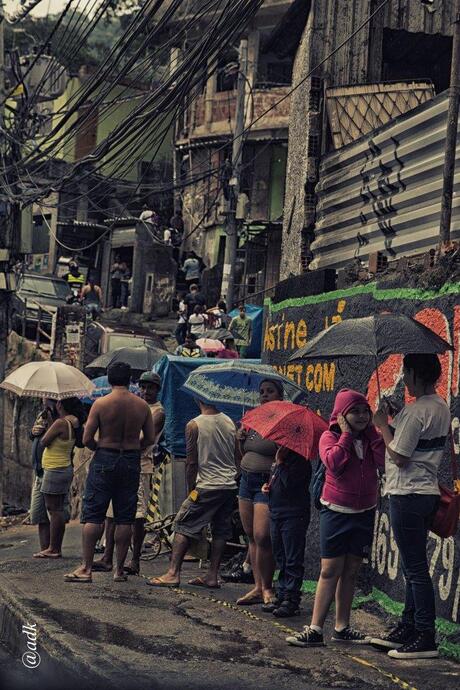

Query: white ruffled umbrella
<box><xmin>0</xmin><ymin>361</ymin><xmax>95</xmax><ymax>400</ymax></box>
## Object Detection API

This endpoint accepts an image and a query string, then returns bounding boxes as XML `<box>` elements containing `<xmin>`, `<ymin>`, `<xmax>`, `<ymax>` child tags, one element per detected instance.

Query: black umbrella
<box><xmin>86</xmin><ymin>346</ymin><xmax>166</xmax><ymax>375</ymax></box>
<box><xmin>289</xmin><ymin>314</ymin><xmax>452</xmax><ymax>397</ymax></box>
<box><xmin>205</xmin><ymin>328</ymin><xmax>234</xmax><ymax>341</ymax></box>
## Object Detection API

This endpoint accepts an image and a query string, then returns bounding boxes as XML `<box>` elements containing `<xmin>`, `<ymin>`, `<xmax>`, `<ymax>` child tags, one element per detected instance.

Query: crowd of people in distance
<box><xmin>28</xmin><ymin>352</ymin><xmax>451</xmax><ymax>661</ymax></box>
<box><xmin>175</xmin><ymin>285</ymin><xmax>253</xmax><ymax>359</ymax></box>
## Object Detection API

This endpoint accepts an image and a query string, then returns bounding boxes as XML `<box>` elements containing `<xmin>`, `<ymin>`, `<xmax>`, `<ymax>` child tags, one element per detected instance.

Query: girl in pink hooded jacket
<box><xmin>287</xmin><ymin>389</ymin><xmax>384</xmax><ymax>648</ymax></box>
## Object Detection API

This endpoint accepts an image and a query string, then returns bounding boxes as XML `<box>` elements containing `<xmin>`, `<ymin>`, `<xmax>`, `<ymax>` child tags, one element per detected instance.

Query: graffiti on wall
<box><xmin>262</xmin><ymin>283</ymin><xmax>460</xmax><ymax>622</ymax></box>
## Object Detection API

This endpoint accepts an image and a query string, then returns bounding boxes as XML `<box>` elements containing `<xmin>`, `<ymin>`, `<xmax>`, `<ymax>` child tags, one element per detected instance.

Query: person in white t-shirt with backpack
<box><xmin>371</xmin><ymin>353</ymin><xmax>451</xmax><ymax>660</ymax></box>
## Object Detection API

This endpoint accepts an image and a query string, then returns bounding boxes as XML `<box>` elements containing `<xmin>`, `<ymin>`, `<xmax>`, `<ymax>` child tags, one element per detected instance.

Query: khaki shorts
<box><xmin>174</xmin><ymin>488</ymin><xmax>237</xmax><ymax>541</ymax></box>
<box><xmin>106</xmin><ymin>473</ymin><xmax>152</xmax><ymax>520</ymax></box>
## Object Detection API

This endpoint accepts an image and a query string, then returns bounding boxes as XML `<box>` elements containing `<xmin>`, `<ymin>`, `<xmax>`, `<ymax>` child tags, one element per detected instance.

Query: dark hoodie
<box><xmin>269</xmin><ymin>450</ymin><xmax>312</xmax><ymax>518</ymax></box>
<box><xmin>319</xmin><ymin>389</ymin><xmax>385</xmax><ymax>511</ymax></box>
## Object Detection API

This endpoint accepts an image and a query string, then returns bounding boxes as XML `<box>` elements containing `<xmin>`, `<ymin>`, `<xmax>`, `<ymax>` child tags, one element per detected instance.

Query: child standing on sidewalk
<box><xmin>286</xmin><ymin>389</ymin><xmax>384</xmax><ymax>646</ymax></box>
<box><xmin>262</xmin><ymin>446</ymin><xmax>312</xmax><ymax>618</ymax></box>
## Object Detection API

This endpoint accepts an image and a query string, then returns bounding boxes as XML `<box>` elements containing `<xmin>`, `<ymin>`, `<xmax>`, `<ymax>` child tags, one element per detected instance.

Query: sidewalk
<box><xmin>0</xmin><ymin>523</ymin><xmax>458</xmax><ymax>690</ymax></box>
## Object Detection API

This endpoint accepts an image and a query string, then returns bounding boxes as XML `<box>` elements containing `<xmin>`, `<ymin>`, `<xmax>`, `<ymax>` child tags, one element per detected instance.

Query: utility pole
<box><xmin>439</xmin><ymin>0</ymin><xmax>460</xmax><ymax>244</ymax></box>
<box><xmin>0</xmin><ymin>0</ymin><xmax>7</xmax><ymax>517</ymax></box>
<box><xmin>222</xmin><ymin>38</ymin><xmax>248</xmax><ymax>311</ymax></box>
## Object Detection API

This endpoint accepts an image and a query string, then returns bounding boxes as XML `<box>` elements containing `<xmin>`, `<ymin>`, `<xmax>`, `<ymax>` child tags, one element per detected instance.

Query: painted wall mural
<box><xmin>262</xmin><ymin>282</ymin><xmax>460</xmax><ymax>625</ymax></box>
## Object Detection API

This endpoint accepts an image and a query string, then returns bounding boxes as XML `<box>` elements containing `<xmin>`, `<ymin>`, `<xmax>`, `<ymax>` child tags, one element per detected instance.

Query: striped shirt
<box><xmin>385</xmin><ymin>394</ymin><xmax>451</xmax><ymax>495</ymax></box>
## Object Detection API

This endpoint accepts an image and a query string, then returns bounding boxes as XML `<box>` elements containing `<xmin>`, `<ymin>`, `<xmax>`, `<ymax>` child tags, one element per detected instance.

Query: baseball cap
<box><xmin>139</xmin><ymin>371</ymin><xmax>161</xmax><ymax>387</ymax></box>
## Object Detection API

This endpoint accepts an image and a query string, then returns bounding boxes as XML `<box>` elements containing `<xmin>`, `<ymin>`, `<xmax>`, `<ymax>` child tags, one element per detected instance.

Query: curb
<box><xmin>0</xmin><ymin>574</ymin><xmax>113</xmax><ymax>688</ymax></box>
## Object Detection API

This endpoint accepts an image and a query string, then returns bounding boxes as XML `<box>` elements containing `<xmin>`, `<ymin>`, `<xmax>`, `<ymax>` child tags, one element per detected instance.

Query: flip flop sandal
<box><xmin>113</xmin><ymin>575</ymin><xmax>128</xmax><ymax>582</ymax></box>
<box><xmin>64</xmin><ymin>573</ymin><xmax>92</xmax><ymax>583</ymax></box>
<box><xmin>91</xmin><ymin>563</ymin><xmax>113</xmax><ymax>572</ymax></box>
<box><xmin>33</xmin><ymin>552</ymin><xmax>62</xmax><ymax>559</ymax></box>
<box><xmin>188</xmin><ymin>577</ymin><xmax>221</xmax><ymax>589</ymax></box>
<box><xmin>236</xmin><ymin>595</ymin><xmax>264</xmax><ymax>605</ymax></box>
<box><xmin>146</xmin><ymin>577</ymin><xmax>180</xmax><ymax>588</ymax></box>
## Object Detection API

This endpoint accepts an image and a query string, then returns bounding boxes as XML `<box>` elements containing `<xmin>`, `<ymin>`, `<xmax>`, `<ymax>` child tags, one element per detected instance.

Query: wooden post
<box><xmin>439</xmin><ymin>0</ymin><xmax>460</xmax><ymax>243</ymax></box>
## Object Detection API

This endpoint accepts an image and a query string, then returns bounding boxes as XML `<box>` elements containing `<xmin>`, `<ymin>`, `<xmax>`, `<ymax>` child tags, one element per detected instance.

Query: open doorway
<box><xmin>381</xmin><ymin>28</ymin><xmax>452</xmax><ymax>94</ymax></box>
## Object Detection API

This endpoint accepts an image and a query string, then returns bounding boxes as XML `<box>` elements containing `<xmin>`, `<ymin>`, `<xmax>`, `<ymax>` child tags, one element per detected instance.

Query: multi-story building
<box><xmin>7</xmin><ymin>56</ymin><xmax>174</xmax><ymax>278</ymax></box>
<box><xmin>174</xmin><ymin>0</ymin><xmax>306</xmax><ymax>302</ymax></box>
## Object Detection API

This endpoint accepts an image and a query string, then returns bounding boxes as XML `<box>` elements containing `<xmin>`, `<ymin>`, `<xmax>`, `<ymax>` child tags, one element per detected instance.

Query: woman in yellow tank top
<box><xmin>34</xmin><ymin>397</ymin><xmax>84</xmax><ymax>559</ymax></box>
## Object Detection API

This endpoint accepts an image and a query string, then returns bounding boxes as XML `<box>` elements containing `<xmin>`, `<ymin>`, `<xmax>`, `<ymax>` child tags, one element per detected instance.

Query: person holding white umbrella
<box><xmin>0</xmin><ymin>361</ymin><xmax>94</xmax><ymax>558</ymax></box>
<box><xmin>35</xmin><ymin>397</ymin><xmax>85</xmax><ymax>559</ymax></box>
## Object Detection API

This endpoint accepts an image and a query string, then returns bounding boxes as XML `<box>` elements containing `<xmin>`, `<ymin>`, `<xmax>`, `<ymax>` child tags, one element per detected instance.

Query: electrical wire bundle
<box><xmin>0</xmin><ymin>0</ymin><xmax>265</xmax><ymax>216</ymax></box>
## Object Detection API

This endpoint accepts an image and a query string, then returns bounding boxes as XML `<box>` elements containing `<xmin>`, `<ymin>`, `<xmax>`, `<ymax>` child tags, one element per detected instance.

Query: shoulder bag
<box><xmin>431</xmin><ymin>435</ymin><xmax>460</xmax><ymax>538</ymax></box>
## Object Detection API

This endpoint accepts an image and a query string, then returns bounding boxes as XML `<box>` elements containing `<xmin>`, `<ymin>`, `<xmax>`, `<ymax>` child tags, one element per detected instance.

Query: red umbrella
<box><xmin>241</xmin><ymin>400</ymin><xmax>328</xmax><ymax>459</ymax></box>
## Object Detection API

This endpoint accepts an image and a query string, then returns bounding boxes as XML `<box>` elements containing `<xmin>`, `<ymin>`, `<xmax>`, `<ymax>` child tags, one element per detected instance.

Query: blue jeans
<box><xmin>81</xmin><ymin>448</ymin><xmax>141</xmax><ymax>525</ymax></box>
<box><xmin>389</xmin><ymin>494</ymin><xmax>439</xmax><ymax>632</ymax></box>
<box><xmin>270</xmin><ymin>514</ymin><xmax>309</xmax><ymax>604</ymax></box>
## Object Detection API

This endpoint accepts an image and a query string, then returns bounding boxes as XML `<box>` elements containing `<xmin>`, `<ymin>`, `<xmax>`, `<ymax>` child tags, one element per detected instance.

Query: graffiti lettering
<box><xmin>372</xmin><ymin>509</ymin><xmax>459</xmax><ymax>621</ymax></box>
<box><xmin>274</xmin><ymin>362</ymin><xmax>336</xmax><ymax>392</ymax></box>
<box><xmin>263</xmin><ymin>318</ymin><xmax>308</xmax><ymax>353</ymax></box>
<box><xmin>371</xmin><ymin>510</ymin><xmax>399</xmax><ymax>580</ymax></box>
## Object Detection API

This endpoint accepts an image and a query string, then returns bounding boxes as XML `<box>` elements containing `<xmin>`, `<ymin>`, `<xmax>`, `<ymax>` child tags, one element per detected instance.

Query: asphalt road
<box><xmin>0</xmin><ymin>523</ymin><xmax>459</xmax><ymax>690</ymax></box>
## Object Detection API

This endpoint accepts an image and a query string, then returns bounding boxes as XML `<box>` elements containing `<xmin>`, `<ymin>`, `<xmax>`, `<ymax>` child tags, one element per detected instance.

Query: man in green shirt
<box><xmin>230</xmin><ymin>304</ymin><xmax>252</xmax><ymax>358</ymax></box>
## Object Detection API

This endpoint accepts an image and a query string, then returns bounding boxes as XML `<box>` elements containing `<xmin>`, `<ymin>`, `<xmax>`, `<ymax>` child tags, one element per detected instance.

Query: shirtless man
<box><xmin>64</xmin><ymin>362</ymin><xmax>155</xmax><ymax>583</ymax></box>
<box><xmin>92</xmin><ymin>371</ymin><xmax>165</xmax><ymax>576</ymax></box>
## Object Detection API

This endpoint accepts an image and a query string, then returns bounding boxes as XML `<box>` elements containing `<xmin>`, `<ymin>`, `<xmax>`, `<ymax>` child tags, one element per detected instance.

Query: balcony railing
<box><xmin>180</xmin><ymin>86</ymin><xmax>291</xmax><ymax>140</ymax></box>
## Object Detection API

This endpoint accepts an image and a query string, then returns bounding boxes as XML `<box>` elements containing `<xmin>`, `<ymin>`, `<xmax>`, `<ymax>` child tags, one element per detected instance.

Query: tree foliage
<box><xmin>4</xmin><ymin>8</ymin><xmax>144</xmax><ymax>72</ymax></box>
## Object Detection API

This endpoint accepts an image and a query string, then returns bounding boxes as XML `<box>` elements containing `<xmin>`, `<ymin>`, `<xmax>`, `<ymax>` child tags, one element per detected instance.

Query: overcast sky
<box><xmin>5</xmin><ymin>1</ymin><xmax>83</xmax><ymax>19</ymax></box>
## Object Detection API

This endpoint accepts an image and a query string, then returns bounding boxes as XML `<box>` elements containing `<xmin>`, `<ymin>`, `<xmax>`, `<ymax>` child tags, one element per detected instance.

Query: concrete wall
<box><xmin>262</xmin><ymin>278</ymin><xmax>460</xmax><ymax>624</ymax></box>
<box><xmin>132</xmin><ymin>225</ymin><xmax>176</xmax><ymax>316</ymax></box>
<box><xmin>2</xmin><ymin>334</ymin><xmax>48</xmax><ymax>512</ymax></box>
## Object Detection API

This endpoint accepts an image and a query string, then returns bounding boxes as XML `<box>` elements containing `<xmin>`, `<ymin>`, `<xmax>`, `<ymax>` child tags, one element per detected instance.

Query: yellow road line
<box><xmin>165</xmin><ymin>585</ymin><xmax>418</xmax><ymax>690</ymax></box>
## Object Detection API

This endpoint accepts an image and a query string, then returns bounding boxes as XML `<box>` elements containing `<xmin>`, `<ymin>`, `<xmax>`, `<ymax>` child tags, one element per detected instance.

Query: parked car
<box><xmin>11</xmin><ymin>273</ymin><xmax>71</xmax><ymax>338</ymax></box>
<box><xmin>83</xmin><ymin>323</ymin><xmax>167</xmax><ymax>369</ymax></box>
<box><xmin>98</xmin><ymin>326</ymin><xmax>167</xmax><ymax>354</ymax></box>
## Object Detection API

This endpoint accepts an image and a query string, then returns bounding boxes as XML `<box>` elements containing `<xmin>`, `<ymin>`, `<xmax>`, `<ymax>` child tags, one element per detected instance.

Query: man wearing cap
<box><xmin>127</xmin><ymin>371</ymin><xmax>165</xmax><ymax>574</ymax></box>
<box><xmin>92</xmin><ymin>371</ymin><xmax>165</xmax><ymax>576</ymax></box>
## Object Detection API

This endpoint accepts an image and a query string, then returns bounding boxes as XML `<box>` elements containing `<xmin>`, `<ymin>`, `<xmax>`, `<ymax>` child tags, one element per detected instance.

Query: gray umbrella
<box><xmin>289</xmin><ymin>313</ymin><xmax>452</xmax><ymax>397</ymax></box>
<box><xmin>86</xmin><ymin>346</ymin><xmax>166</xmax><ymax>375</ymax></box>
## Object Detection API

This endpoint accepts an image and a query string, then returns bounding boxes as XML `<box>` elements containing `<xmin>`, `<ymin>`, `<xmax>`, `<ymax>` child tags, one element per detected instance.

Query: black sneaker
<box><xmin>261</xmin><ymin>597</ymin><xmax>281</xmax><ymax>613</ymax></box>
<box><xmin>273</xmin><ymin>600</ymin><xmax>300</xmax><ymax>618</ymax></box>
<box><xmin>369</xmin><ymin>623</ymin><xmax>415</xmax><ymax>650</ymax></box>
<box><xmin>331</xmin><ymin>626</ymin><xmax>370</xmax><ymax>644</ymax></box>
<box><xmin>388</xmin><ymin>631</ymin><xmax>438</xmax><ymax>659</ymax></box>
<box><xmin>221</xmin><ymin>566</ymin><xmax>254</xmax><ymax>584</ymax></box>
<box><xmin>286</xmin><ymin>626</ymin><xmax>325</xmax><ymax>647</ymax></box>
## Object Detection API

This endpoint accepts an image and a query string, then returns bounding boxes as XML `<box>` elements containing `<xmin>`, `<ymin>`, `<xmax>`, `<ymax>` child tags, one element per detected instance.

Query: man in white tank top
<box><xmin>147</xmin><ymin>399</ymin><xmax>238</xmax><ymax>588</ymax></box>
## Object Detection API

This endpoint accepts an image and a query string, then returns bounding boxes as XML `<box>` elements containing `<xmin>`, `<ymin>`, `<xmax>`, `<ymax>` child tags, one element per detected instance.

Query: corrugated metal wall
<box><xmin>310</xmin><ymin>91</ymin><xmax>460</xmax><ymax>270</ymax></box>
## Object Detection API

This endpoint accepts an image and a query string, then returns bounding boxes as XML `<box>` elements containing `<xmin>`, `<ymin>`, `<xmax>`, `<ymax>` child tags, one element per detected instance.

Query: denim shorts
<box><xmin>320</xmin><ymin>506</ymin><xmax>375</xmax><ymax>559</ymax></box>
<box><xmin>41</xmin><ymin>466</ymin><xmax>73</xmax><ymax>495</ymax></box>
<box><xmin>81</xmin><ymin>448</ymin><xmax>140</xmax><ymax>525</ymax></box>
<box><xmin>238</xmin><ymin>470</ymin><xmax>270</xmax><ymax>505</ymax></box>
<box><xmin>30</xmin><ymin>476</ymin><xmax>70</xmax><ymax>524</ymax></box>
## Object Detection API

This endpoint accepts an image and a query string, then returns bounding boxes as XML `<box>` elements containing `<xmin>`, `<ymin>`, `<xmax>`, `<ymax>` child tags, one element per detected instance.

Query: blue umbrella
<box><xmin>81</xmin><ymin>375</ymin><xmax>141</xmax><ymax>404</ymax></box>
<box><xmin>181</xmin><ymin>360</ymin><xmax>307</xmax><ymax>409</ymax></box>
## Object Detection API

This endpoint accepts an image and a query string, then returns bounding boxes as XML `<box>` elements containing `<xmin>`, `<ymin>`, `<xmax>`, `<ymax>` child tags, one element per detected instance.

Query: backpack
<box><xmin>312</xmin><ymin>460</ymin><xmax>326</xmax><ymax>510</ymax></box>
